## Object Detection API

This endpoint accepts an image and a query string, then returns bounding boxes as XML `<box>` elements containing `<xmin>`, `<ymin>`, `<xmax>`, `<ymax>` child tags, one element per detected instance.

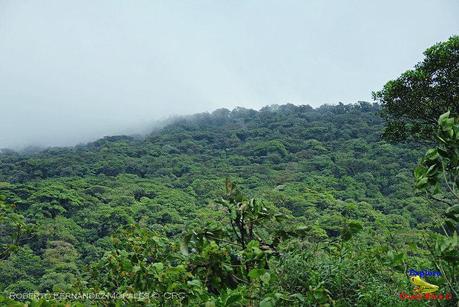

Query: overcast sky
<box><xmin>0</xmin><ymin>0</ymin><xmax>458</xmax><ymax>149</ymax></box>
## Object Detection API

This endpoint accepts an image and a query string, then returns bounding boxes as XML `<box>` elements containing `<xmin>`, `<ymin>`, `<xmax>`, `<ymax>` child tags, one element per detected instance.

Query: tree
<box><xmin>0</xmin><ymin>197</ymin><xmax>32</xmax><ymax>260</ymax></box>
<box><xmin>373</xmin><ymin>36</ymin><xmax>459</xmax><ymax>142</ymax></box>
<box><xmin>0</xmin><ymin>247</ymin><xmax>43</xmax><ymax>292</ymax></box>
<box><xmin>40</xmin><ymin>240</ymin><xmax>79</xmax><ymax>292</ymax></box>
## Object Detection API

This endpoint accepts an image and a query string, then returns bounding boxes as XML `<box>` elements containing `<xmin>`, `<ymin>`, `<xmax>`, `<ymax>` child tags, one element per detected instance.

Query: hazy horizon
<box><xmin>1</xmin><ymin>0</ymin><xmax>458</xmax><ymax>149</ymax></box>
<box><xmin>1</xmin><ymin>102</ymin><xmax>366</xmax><ymax>151</ymax></box>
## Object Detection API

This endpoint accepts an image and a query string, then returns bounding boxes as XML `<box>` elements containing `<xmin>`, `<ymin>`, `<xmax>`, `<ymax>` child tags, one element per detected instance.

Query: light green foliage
<box><xmin>0</xmin><ymin>102</ymin><xmax>447</xmax><ymax>305</ymax></box>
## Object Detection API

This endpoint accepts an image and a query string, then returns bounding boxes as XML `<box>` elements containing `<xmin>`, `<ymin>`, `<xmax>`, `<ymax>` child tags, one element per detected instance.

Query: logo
<box><xmin>407</xmin><ymin>269</ymin><xmax>441</xmax><ymax>278</ymax></box>
<box><xmin>399</xmin><ymin>268</ymin><xmax>453</xmax><ymax>301</ymax></box>
<box><xmin>409</xmin><ymin>275</ymin><xmax>438</xmax><ymax>294</ymax></box>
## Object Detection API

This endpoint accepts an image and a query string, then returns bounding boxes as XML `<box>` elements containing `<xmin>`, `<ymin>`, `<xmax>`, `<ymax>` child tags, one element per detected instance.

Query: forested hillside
<box><xmin>3</xmin><ymin>101</ymin><xmax>455</xmax><ymax>306</ymax></box>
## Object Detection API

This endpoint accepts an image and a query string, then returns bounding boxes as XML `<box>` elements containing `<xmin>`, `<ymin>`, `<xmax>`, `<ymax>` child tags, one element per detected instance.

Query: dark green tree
<box><xmin>373</xmin><ymin>35</ymin><xmax>459</xmax><ymax>142</ymax></box>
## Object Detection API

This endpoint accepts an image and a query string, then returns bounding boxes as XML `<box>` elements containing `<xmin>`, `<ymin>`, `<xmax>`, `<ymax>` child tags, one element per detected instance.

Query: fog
<box><xmin>0</xmin><ymin>0</ymin><xmax>458</xmax><ymax>149</ymax></box>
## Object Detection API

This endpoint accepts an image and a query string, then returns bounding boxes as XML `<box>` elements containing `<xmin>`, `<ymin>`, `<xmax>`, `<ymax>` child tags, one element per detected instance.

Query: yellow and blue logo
<box><xmin>399</xmin><ymin>269</ymin><xmax>453</xmax><ymax>301</ymax></box>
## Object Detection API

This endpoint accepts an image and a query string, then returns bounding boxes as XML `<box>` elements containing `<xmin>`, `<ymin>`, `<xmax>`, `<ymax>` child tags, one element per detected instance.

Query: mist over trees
<box><xmin>0</xmin><ymin>36</ymin><xmax>458</xmax><ymax>306</ymax></box>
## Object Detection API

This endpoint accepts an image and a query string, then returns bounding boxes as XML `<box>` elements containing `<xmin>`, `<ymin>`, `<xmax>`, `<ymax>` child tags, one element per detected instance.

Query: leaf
<box><xmin>426</xmin><ymin>164</ymin><xmax>438</xmax><ymax>175</ymax></box>
<box><xmin>446</xmin><ymin>204</ymin><xmax>459</xmax><ymax>215</ymax></box>
<box><xmin>438</xmin><ymin>111</ymin><xmax>451</xmax><ymax>125</ymax></box>
<box><xmin>248</xmin><ymin>268</ymin><xmax>266</xmax><ymax>280</ymax></box>
<box><xmin>425</xmin><ymin>149</ymin><xmax>440</xmax><ymax>161</ymax></box>
<box><xmin>415</xmin><ymin>177</ymin><xmax>428</xmax><ymax>189</ymax></box>
<box><xmin>295</xmin><ymin>225</ymin><xmax>309</xmax><ymax>235</ymax></box>
<box><xmin>224</xmin><ymin>292</ymin><xmax>243</xmax><ymax>306</ymax></box>
<box><xmin>132</xmin><ymin>265</ymin><xmax>141</xmax><ymax>273</ymax></box>
<box><xmin>290</xmin><ymin>293</ymin><xmax>305</xmax><ymax>302</ymax></box>
<box><xmin>445</xmin><ymin>205</ymin><xmax>459</xmax><ymax>222</ymax></box>
<box><xmin>414</xmin><ymin>165</ymin><xmax>427</xmax><ymax>178</ymax></box>
<box><xmin>260</xmin><ymin>272</ymin><xmax>271</xmax><ymax>285</ymax></box>
<box><xmin>259</xmin><ymin>297</ymin><xmax>276</xmax><ymax>307</ymax></box>
<box><xmin>341</xmin><ymin>221</ymin><xmax>363</xmax><ymax>241</ymax></box>
<box><xmin>187</xmin><ymin>279</ymin><xmax>202</xmax><ymax>287</ymax></box>
<box><xmin>274</xmin><ymin>213</ymin><xmax>288</xmax><ymax>222</ymax></box>
<box><xmin>152</xmin><ymin>262</ymin><xmax>164</xmax><ymax>272</ymax></box>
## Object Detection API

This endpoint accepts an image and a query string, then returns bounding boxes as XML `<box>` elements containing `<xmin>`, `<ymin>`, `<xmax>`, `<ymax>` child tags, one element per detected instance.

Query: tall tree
<box><xmin>373</xmin><ymin>35</ymin><xmax>459</xmax><ymax>142</ymax></box>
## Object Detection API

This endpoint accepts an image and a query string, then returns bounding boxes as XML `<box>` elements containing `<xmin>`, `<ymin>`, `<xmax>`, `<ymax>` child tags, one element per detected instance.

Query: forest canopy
<box><xmin>1</xmin><ymin>36</ymin><xmax>459</xmax><ymax>306</ymax></box>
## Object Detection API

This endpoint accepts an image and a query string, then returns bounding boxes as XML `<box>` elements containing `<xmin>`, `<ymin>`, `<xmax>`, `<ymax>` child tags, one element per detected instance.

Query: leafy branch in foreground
<box><xmin>414</xmin><ymin>111</ymin><xmax>459</xmax><ymax>299</ymax></box>
<box><xmin>181</xmin><ymin>178</ymin><xmax>306</xmax><ymax>306</ymax></box>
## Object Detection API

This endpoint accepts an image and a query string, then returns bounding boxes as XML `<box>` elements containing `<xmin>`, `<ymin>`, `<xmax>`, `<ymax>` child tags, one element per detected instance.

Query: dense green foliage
<box><xmin>2</xmin><ymin>100</ymin><xmax>458</xmax><ymax>306</ymax></box>
<box><xmin>374</xmin><ymin>35</ymin><xmax>459</xmax><ymax>142</ymax></box>
<box><xmin>414</xmin><ymin>111</ymin><xmax>459</xmax><ymax>298</ymax></box>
